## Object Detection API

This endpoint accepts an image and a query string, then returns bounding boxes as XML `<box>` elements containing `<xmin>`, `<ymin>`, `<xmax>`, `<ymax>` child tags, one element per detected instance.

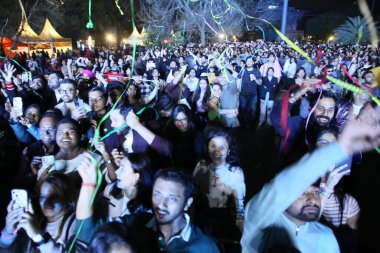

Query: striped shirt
<box><xmin>322</xmin><ymin>194</ymin><xmax>360</xmax><ymax>227</ymax></box>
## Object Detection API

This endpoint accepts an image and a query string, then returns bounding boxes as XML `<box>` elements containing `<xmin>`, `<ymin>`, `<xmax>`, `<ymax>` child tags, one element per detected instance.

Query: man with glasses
<box><xmin>14</xmin><ymin>113</ymin><xmax>60</xmax><ymax>191</ymax></box>
<box><xmin>55</xmin><ymin>79</ymin><xmax>91</xmax><ymax>121</ymax></box>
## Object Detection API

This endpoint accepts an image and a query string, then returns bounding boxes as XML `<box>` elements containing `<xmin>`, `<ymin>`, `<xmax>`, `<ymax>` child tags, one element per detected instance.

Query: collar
<box><xmin>146</xmin><ymin>213</ymin><xmax>192</xmax><ymax>242</ymax></box>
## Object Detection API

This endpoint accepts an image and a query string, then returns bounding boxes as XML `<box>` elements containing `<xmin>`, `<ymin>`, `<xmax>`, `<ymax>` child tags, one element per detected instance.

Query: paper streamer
<box><xmin>115</xmin><ymin>0</ymin><xmax>124</xmax><ymax>15</ymax></box>
<box><xmin>86</xmin><ymin>0</ymin><xmax>94</xmax><ymax>29</ymax></box>
<box><xmin>327</xmin><ymin>76</ymin><xmax>380</xmax><ymax>106</ymax></box>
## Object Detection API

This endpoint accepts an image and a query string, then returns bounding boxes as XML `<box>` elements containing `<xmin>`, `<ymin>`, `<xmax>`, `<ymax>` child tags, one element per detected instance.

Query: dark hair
<box><xmin>32</xmin><ymin>74</ymin><xmax>47</xmax><ymax>86</ymax></box>
<box><xmin>35</xmin><ymin>173</ymin><xmax>79</xmax><ymax>240</ymax></box>
<box><xmin>296</xmin><ymin>67</ymin><xmax>306</xmax><ymax>77</ymax></box>
<box><xmin>204</xmin><ymin>128</ymin><xmax>240</xmax><ymax>170</ymax></box>
<box><xmin>155</xmin><ymin>94</ymin><xmax>174</xmax><ymax>112</ymax></box>
<box><xmin>268</xmin><ymin>52</ymin><xmax>276</xmax><ymax>58</ymax></box>
<box><xmin>89</xmin><ymin>222</ymin><xmax>138</xmax><ymax>253</ymax></box>
<box><xmin>309</xmin><ymin>90</ymin><xmax>337</xmax><ymax>109</ymax></box>
<box><xmin>44</xmin><ymin>108</ymin><xmax>63</xmax><ymax>120</ymax></box>
<box><xmin>107</xmin><ymin>81</ymin><xmax>125</xmax><ymax>92</ymax></box>
<box><xmin>89</xmin><ymin>86</ymin><xmax>108</xmax><ymax>100</ymax></box>
<box><xmin>111</xmin><ymin>153</ymin><xmax>153</xmax><ymax>212</ymax></box>
<box><xmin>55</xmin><ymin>117</ymin><xmax>82</xmax><ymax>138</ymax></box>
<box><xmin>49</xmin><ymin>71</ymin><xmax>64</xmax><ymax>79</ymax></box>
<box><xmin>266</xmin><ymin>67</ymin><xmax>275</xmax><ymax>75</ymax></box>
<box><xmin>170</xmin><ymin>104</ymin><xmax>194</xmax><ymax>129</ymax></box>
<box><xmin>24</xmin><ymin>103</ymin><xmax>42</xmax><ymax>117</ymax></box>
<box><xmin>193</xmin><ymin>78</ymin><xmax>211</xmax><ymax>107</ymax></box>
<box><xmin>59</xmin><ymin>78</ymin><xmax>77</xmax><ymax>89</ymax></box>
<box><xmin>153</xmin><ymin>169</ymin><xmax>195</xmax><ymax>200</ymax></box>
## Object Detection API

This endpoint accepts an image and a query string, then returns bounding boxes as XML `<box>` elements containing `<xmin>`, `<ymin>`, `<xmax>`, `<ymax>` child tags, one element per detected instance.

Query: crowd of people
<box><xmin>0</xmin><ymin>40</ymin><xmax>380</xmax><ymax>253</ymax></box>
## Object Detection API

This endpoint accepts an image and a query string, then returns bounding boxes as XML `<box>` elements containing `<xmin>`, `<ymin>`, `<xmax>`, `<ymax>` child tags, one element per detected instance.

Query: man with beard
<box><xmin>47</xmin><ymin>72</ymin><xmax>64</xmax><ymax>104</ymax></box>
<box><xmin>271</xmin><ymin>86</ymin><xmax>338</xmax><ymax>162</ymax></box>
<box><xmin>241</xmin><ymin>104</ymin><xmax>380</xmax><ymax>253</ymax></box>
<box><xmin>75</xmin><ymin>168</ymin><xmax>220</xmax><ymax>253</ymax></box>
<box><xmin>24</xmin><ymin>75</ymin><xmax>57</xmax><ymax>111</ymax></box>
<box><xmin>147</xmin><ymin>170</ymin><xmax>220</xmax><ymax>252</ymax></box>
<box><xmin>54</xmin><ymin>79</ymin><xmax>91</xmax><ymax>121</ymax></box>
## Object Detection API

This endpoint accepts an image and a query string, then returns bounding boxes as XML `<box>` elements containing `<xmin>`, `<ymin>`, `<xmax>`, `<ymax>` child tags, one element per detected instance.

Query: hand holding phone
<box><xmin>11</xmin><ymin>189</ymin><xmax>28</xmax><ymax>211</ymax></box>
<box><xmin>13</xmin><ymin>97</ymin><xmax>23</xmax><ymax>117</ymax></box>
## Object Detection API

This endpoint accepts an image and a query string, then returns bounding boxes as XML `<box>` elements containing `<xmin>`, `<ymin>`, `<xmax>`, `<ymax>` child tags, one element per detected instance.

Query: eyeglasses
<box><xmin>175</xmin><ymin>118</ymin><xmax>188</xmax><ymax>124</ymax></box>
<box><xmin>59</xmin><ymin>88</ymin><xmax>75</xmax><ymax>94</ymax></box>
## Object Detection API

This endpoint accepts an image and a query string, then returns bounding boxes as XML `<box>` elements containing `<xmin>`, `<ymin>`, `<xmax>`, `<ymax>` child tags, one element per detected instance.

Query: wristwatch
<box><xmin>33</xmin><ymin>232</ymin><xmax>51</xmax><ymax>246</ymax></box>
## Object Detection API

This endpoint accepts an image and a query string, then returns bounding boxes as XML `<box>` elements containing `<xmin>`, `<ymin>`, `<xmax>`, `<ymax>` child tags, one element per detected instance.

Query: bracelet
<box><xmin>82</xmin><ymin>182</ymin><xmax>96</xmax><ymax>188</ymax></box>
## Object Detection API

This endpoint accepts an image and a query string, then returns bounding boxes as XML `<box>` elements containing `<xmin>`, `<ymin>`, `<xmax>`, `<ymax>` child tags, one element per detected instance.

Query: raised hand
<box><xmin>77</xmin><ymin>152</ymin><xmax>98</xmax><ymax>185</ymax></box>
<box><xmin>338</xmin><ymin>104</ymin><xmax>380</xmax><ymax>155</ymax></box>
<box><xmin>0</xmin><ymin>62</ymin><xmax>17</xmax><ymax>83</ymax></box>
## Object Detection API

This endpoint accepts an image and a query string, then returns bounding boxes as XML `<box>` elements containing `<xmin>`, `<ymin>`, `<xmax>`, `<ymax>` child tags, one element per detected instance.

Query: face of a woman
<box><xmin>39</xmin><ymin>182</ymin><xmax>65</xmax><ymax>221</ymax></box>
<box><xmin>208</xmin><ymin>136</ymin><xmax>229</xmax><ymax>166</ymax></box>
<box><xmin>128</xmin><ymin>85</ymin><xmax>137</xmax><ymax>98</ymax></box>
<box><xmin>189</xmin><ymin>69</ymin><xmax>196</xmax><ymax>77</ymax></box>
<box><xmin>212</xmin><ymin>85</ymin><xmax>222</xmax><ymax>98</ymax></box>
<box><xmin>174</xmin><ymin>112</ymin><xmax>189</xmax><ymax>132</ymax></box>
<box><xmin>297</xmin><ymin>69</ymin><xmax>305</xmax><ymax>78</ymax></box>
<box><xmin>115</xmin><ymin>158</ymin><xmax>139</xmax><ymax>190</ymax></box>
<box><xmin>25</xmin><ymin>107</ymin><xmax>41</xmax><ymax>125</ymax></box>
<box><xmin>199</xmin><ymin>79</ymin><xmax>207</xmax><ymax>90</ymax></box>
<box><xmin>56</xmin><ymin>123</ymin><xmax>80</xmax><ymax>150</ymax></box>
<box><xmin>110</xmin><ymin>109</ymin><xmax>127</xmax><ymax>130</ymax></box>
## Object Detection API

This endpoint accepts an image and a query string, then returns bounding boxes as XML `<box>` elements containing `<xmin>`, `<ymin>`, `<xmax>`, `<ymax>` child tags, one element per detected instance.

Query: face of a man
<box><xmin>31</xmin><ymin>78</ymin><xmax>44</xmax><ymax>91</ymax></box>
<box><xmin>89</xmin><ymin>90</ymin><xmax>106</xmax><ymax>113</ymax></box>
<box><xmin>56</xmin><ymin>123</ymin><xmax>79</xmax><ymax>150</ymax></box>
<box><xmin>48</xmin><ymin>74</ymin><xmax>60</xmax><ymax>90</ymax></box>
<box><xmin>152</xmin><ymin>178</ymin><xmax>191</xmax><ymax>225</ymax></box>
<box><xmin>312</xmin><ymin>97</ymin><xmax>335</xmax><ymax>128</ymax></box>
<box><xmin>285</xmin><ymin>186</ymin><xmax>321</xmax><ymax>224</ymax></box>
<box><xmin>246</xmin><ymin>58</ymin><xmax>254</xmax><ymax>68</ymax></box>
<box><xmin>59</xmin><ymin>82</ymin><xmax>76</xmax><ymax>103</ymax></box>
<box><xmin>364</xmin><ymin>72</ymin><xmax>375</xmax><ymax>85</ymax></box>
<box><xmin>38</xmin><ymin>117</ymin><xmax>57</xmax><ymax>145</ymax></box>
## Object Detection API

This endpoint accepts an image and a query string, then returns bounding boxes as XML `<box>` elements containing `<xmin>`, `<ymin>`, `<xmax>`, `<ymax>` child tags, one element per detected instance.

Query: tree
<box><xmin>138</xmin><ymin>0</ymin><xmax>281</xmax><ymax>45</ymax></box>
<box><xmin>334</xmin><ymin>16</ymin><xmax>379</xmax><ymax>45</ymax></box>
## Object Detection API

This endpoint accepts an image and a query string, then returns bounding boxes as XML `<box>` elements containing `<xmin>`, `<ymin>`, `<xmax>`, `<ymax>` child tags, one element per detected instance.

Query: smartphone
<box><xmin>13</xmin><ymin>97</ymin><xmax>23</xmax><ymax>117</ymax></box>
<box><xmin>41</xmin><ymin>155</ymin><xmax>56</xmax><ymax>173</ymax></box>
<box><xmin>11</xmin><ymin>189</ymin><xmax>28</xmax><ymax>211</ymax></box>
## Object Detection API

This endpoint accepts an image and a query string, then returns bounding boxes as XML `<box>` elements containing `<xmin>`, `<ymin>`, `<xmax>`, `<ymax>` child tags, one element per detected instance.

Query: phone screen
<box><xmin>11</xmin><ymin>189</ymin><xmax>28</xmax><ymax>211</ymax></box>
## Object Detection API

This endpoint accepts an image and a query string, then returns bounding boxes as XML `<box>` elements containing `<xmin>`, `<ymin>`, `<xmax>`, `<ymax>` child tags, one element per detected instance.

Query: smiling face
<box><xmin>59</xmin><ymin>82</ymin><xmax>76</xmax><ymax>103</ymax></box>
<box><xmin>312</xmin><ymin>97</ymin><xmax>335</xmax><ymax>128</ymax></box>
<box><xmin>208</xmin><ymin>136</ymin><xmax>229</xmax><ymax>166</ymax></box>
<box><xmin>174</xmin><ymin>112</ymin><xmax>189</xmax><ymax>133</ymax></box>
<box><xmin>38</xmin><ymin>117</ymin><xmax>57</xmax><ymax>145</ymax></box>
<box><xmin>56</xmin><ymin>123</ymin><xmax>80</xmax><ymax>150</ymax></box>
<box><xmin>152</xmin><ymin>178</ymin><xmax>191</xmax><ymax>225</ymax></box>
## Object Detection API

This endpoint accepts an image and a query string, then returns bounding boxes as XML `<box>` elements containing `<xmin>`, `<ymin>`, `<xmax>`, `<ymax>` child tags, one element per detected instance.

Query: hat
<box><xmin>82</xmin><ymin>69</ymin><xmax>94</xmax><ymax>79</ymax></box>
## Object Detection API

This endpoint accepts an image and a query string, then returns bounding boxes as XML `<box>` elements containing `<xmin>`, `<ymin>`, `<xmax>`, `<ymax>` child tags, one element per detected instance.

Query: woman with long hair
<box><xmin>0</xmin><ymin>173</ymin><xmax>78</xmax><ymax>252</ymax></box>
<box><xmin>103</xmin><ymin>153</ymin><xmax>153</xmax><ymax>218</ymax></box>
<box><xmin>192</xmin><ymin>78</ymin><xmax>211</xmax><ymax>129</ymax></box>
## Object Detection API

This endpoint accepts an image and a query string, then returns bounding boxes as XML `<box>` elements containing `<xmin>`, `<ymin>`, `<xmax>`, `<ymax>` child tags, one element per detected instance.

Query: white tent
<box><xmin>38</xmin><ymin>19</ymin><xmax>72</xmax><ymax>53</ymax></box>
<box><xmin>126</xmin><ymin>27</ymin><xmax>143</xmax><ymax>45</ymax></box>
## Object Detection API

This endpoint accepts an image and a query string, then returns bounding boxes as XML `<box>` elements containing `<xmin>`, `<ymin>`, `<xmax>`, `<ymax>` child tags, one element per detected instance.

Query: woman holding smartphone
<box><xmin>0</xmin><ymin>173</ymin><xmax>78</xmax><ymax>252</ymax></box>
